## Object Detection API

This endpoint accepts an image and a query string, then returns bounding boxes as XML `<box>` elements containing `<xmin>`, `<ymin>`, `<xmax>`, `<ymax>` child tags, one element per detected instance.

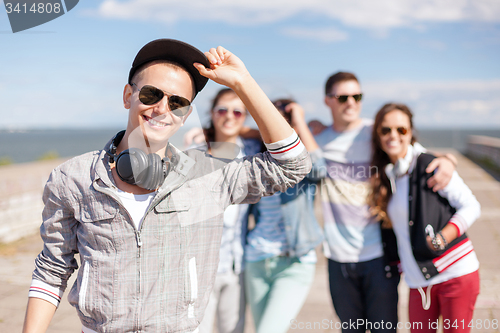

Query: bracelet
<box><xmin>438</xmin><ymin>231</ymin><xmax>448</xmax><ymax>248</ymax></box>
<box><xmin>431</xmin><ymin>234</ymin><xmax>445</xmax><ymax>251</ymax></box>
<box><xmin>431</xmin><ymin>236</ymin><xmax>440</xmax><ymax>250</ymax></box>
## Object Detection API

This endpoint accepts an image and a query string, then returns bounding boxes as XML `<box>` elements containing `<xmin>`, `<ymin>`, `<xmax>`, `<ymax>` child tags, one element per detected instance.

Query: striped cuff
<box><xmin>29</xmin><ymin>279</ymin><xmax>63</xmax><ymax>307</ymax></box>
<box><xmin>433</xmin><ymin>238</ymin><xmax>474</xmax><ymax>273</ymax></box>
<box><xmin>265</xmin><ymin>130</ymin><xmax>304</xmax><ymax>160</ymax></box>
<box><xmin>449</xmin><ymin>214</ymin><xmax>468</xmax><ymax>237</ymax></box>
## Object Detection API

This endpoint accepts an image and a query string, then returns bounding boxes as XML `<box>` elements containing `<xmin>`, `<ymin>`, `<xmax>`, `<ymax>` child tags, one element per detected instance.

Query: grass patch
<box><xmin>0</xmin><ymin>156</ymin><xmax>13</xmax><ymax>166</ymax></box>
<box><xmin>36</xmin><ymin>150</ymin><xmax>59</xmax><ymax>161</ymax></box>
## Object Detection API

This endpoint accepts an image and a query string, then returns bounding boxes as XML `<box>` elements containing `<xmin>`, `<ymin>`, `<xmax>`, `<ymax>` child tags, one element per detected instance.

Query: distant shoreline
<box><xmin>1</xmin><ymin>127</ymin><xmax>499</xmax><ymax>165</ymax></box>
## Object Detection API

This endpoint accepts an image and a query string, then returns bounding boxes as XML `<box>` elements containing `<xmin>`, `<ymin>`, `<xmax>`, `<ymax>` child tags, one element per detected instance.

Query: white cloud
<box><xmin>281</xmin><ymin>27</ymin><xmax>348</xmax><ymax>43</ymax></box>
<box><xmin>447</xmin><ymin>99</ymin><xmax>494</xmax><ymax>115</ymax></box>
<box><xmin>418</xmin><ymin>40</ymin><xmax>448</xmax><ymax>50</ymax></box>
<box><xmin>364</xmin><ymin>79</ymin><xmax>500</xmax><ymax>98</ymax></box>
<box><xmin>93</xmin><ymin>0</ymin><xmax>500</xmax><ymax>29</ymax></box>
<box><xmin>361</xmin><ymin>79</ymin><xmax>500</xmax><ymax>127</ymax></box>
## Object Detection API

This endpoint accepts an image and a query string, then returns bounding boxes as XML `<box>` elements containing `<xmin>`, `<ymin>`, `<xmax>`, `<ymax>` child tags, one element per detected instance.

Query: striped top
<box><xmin>245</xmin><ymin>193</ymin><xmax>287</xmax><ymax>262</ymax></box>
<box><xmin>245</xmin><ymin>192</ymin><xmax>317</xmax><ymax>263</ymax></box>
<box><xmin>314</xmin><ymin>119</ymin><xmax>383</xmax><ymax>262</ymax></box>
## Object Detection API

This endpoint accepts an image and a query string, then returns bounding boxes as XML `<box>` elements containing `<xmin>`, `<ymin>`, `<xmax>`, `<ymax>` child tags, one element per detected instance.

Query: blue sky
<box><xmin>1</xmin><ymin>0</ymin><xmax>499</xmax><ymax>130</ymax></box>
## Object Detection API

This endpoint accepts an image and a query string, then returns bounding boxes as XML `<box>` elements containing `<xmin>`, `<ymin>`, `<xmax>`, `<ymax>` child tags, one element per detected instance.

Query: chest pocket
<box><xmin>155</xmin><ymin>196</ymin><xmax>191</xmax><ymax>213</ymax></box>
<box><xmin>74</xmin><ymin>194</ymin><xmax>118</xmax><ymax>251</ymax></box>
<box><xmin>75</xmin><ymin>194</ymin><xmax>117</xmax><ymax>223</ymax></box>
<box><xmin>154</xmin><ymin>195</ymin><xmax>195</xmax><ymax>228</ymax></box>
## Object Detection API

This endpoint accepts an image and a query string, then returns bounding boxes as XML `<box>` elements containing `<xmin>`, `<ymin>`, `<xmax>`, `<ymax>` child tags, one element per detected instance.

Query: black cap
<box><xmin>128</xmin><ymin>39</ymin><xmax>210</xmax><ymax>98</ymax></box>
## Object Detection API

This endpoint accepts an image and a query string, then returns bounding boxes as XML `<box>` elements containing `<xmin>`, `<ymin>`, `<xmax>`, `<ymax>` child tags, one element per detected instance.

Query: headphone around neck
<box><xmin>106</xmin><ymin>130</ymin><xmax>177</xmax><ymax>191</ymax></box>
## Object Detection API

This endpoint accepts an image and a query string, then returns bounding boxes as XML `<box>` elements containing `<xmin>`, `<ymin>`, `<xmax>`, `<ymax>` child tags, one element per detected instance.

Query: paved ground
<box><xmin>1</xmin><ymin>150</ymin><xmax>499</xmax><ymax>332</ymax></box>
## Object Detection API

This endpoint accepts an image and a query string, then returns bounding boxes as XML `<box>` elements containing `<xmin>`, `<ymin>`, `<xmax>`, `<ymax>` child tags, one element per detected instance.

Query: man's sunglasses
<box><xmin>327</xmin><ymin>93</ymin><xmax>363</xmax><ymax>103</ymax></box>
<box><xmin>379</xmin><ymin>126</ymin><xmax>409</xmax><ymax>136</ymax></box>
<box><xmin>213</xmin><ymin>107</ymin><xmax>245</xmax><ymax>118</ymax></box>
<box><xmin>131</xmin><ymin>83</ymin><xmax>191</xmax><ymax>117</ymax></box>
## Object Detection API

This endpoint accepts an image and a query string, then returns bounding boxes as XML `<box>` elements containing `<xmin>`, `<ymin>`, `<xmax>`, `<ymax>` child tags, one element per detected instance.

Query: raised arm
<box><xmin>286</xmin><ymin>102</ymin><xmax>326</xmax><ymax>181</ymax></box>
<box><xmin>287</xmin><ymin>102</ymin><xmax>319</xmax><ymax>152</ymax></box>
<box><xmin>193</xmin><ymin>46</ymin><xmax>293</xmax><ymax>144</ymax></box>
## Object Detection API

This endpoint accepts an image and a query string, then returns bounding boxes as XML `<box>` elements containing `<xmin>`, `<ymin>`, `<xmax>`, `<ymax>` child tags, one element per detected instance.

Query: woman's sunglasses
<box><xmin>327</xmin><ymin>93</ymin><xmax>363</xmax><ymax>103</ymax></box>
<box><xmin>379</xmin><ymin>126</ymin><xmax>409</xmax><ymax>136</ymax></box>
<box><xmin>131</xmin><ymin>83</ymin><xmax>191</xmax><ymax>117</ymax></box>
<box><xmin>213</xmin><ymin>107</ymin><xmax>245</xmax><ymax>118</ymax></box>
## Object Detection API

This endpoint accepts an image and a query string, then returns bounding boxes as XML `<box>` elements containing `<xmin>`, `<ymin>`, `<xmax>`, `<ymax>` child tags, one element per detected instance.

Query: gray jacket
<box><xmin>32</xmin><ymin>140</ymin><xmax>311</xmax><ymax>333</ymax></box>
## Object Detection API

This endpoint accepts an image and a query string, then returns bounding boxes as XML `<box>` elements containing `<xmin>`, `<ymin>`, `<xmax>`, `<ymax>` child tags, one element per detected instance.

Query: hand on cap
<box><xmin>193</xmin><ymin>46</ymin><xmax>251</xmax><ymax>90</ymax></box>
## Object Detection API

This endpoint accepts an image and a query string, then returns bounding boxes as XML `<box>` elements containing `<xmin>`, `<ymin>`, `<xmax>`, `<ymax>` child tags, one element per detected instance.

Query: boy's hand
<box><xmin>285</xmin><ymin>103</ymin><xmax>306</xmax><ymax>130</ymax></box>
<box><xmin>193</xmin><ymin>46</ymin><xmax>250</xmax><ymax>89</ymax></box>
<box><xmin>308</xmin><ymin>120</ymin><xmax>327</xmax><ymax>135</ymax></box>
<box><xmin>426</xmin><ymin>155</ymin><xmax>456</xmax><ymax>192</ymax></box>
<box><xmin>183</xmin><ymin>127</ymin><xmax>205</xmax><ymax>149</ymax></box>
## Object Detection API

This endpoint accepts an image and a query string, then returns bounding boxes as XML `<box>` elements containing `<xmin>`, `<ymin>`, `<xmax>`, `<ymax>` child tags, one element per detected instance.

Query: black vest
<box><xmin>382</xmin><ymin>153</ymin><xmax>468</xmax><ymax>280</ymax></box>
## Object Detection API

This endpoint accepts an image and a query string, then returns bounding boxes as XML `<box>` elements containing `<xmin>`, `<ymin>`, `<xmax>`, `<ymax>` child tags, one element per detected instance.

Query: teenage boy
<box><xmin>22</xmin><ymin>39</ymin><xmax>311</xmax><ymax>333</ymax></box>
<box><xmin>314</xmin><ymin>72</ymin><xmax>455</xmax><ymax>332</ymax></box>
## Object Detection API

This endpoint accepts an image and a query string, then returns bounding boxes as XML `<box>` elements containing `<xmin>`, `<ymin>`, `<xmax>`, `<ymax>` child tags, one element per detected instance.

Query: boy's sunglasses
<box><xmin>379</xmin><ymin>126</ymin><xmax>409</xmax><ymax>136</ymax></box>
<box><xmin>327</xmin><ymin>93</ymin><xmax>363</xmax><ymax>103</ymax></box>
<box><xmin>213</xmin><ymin>107</ymin><xmax>245</xmax><ymax>118</ymax></box>
<box><xmin>131</xmin><ymin>83</ymin><xmax>191</xmax><ymax>117</ymax></box>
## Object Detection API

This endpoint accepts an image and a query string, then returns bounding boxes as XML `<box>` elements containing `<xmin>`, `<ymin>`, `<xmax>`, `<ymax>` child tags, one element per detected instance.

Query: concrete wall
<box><xmin>0</xmin><ymin>159</ymin><xmax>67</xmax><ymax>243</ymax></box>
<box><xmin>466</xmin><ymin>135</ymin><xmax>500</xmax><ymax>170</ymax></box>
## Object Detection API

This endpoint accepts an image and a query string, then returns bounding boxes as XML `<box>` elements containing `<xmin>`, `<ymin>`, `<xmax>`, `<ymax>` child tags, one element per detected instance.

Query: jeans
<box><xmin>245</xmin><ymin>256</ymin><xmax>315</xmax><ymax>333</ymax></box>
<box><xmin>198</xmin><ymin>271</ymin><xmax>245</xmax><ymax>333</ymax></box>
<box><xmin>328</xmin><ymin>257</ymin><xmax>400</xmax><ymax>333</ymax></box>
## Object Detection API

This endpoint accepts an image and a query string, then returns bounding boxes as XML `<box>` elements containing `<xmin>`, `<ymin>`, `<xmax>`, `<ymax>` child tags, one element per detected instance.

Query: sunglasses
<box><xmin>213</xmin><ymin>107</ymin><xmax>245</xmax><ymax>119</ymax></box>
<box><xmin>379</xmin><ymin>126</ymin><xmax>409</xmax><ymax>136</ymax></box>
<box><xmin>131</xmin><ymin>83</ymin><xmax>191</xmax><ymax>117</ymax></box>
<box><xmin>327</xmin><ymin>93</ymin><xmax>363</xmax><ymax>103</ymax></box>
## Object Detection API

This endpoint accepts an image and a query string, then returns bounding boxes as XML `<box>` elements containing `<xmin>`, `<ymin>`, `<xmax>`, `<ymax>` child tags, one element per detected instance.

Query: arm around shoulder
<box><xmin>438</xmin><ymin>171</ymin><xmax>481</xmax><ymax>238</ymax></box>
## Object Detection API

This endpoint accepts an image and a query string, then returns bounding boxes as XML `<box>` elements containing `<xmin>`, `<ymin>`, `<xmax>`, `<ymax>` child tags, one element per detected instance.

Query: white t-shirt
<box><xmin>116</xmin><ymin>189</ymin><xmax>156</xmax><ymax>230</ymax></box>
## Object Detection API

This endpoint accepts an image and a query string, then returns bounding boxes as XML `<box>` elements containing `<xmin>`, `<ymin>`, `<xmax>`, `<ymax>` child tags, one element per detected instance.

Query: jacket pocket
<box><xmin>155</xmin><ymin>195</ymin><xmax>191</xmax><ymax>214</ymax></box>
<box><xmin>76</xmin><ymin>192</ymin><xmax>117</xmax><ymax>223</ymax></box>
<box><xmin>187</xmin><ymin>257</ymin><xmax>198</xmax><ymax>319</ymax></box>
<box><xmin>75</xmin><ymin>199</ymin><xmax>118</xmax><ymax>250</ymax></box>
<box><xmin>156</xmin><ymin>193</ymin><xmax>212</xmax><ymax>227</ymax></box>
<box><xmin>79</xmin><ymin>260</ymin><xmax>92</xmax><ymax>318</ymax></box>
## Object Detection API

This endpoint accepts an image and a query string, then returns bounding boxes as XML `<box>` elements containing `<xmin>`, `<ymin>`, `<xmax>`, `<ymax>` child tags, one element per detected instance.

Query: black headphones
<box><xmin>106</xmin><ymin>131</ymin><xmax>177</xmax><ymax>191</ymax></box>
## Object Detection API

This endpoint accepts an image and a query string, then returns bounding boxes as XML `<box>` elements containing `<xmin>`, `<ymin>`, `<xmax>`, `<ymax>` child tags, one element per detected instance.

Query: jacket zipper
<box><xmin>93</xmin><ymin>175</ymin><xmax>185</xmax><ymax>331</ymax></box>
<box><xmin>93</xmin><ymin>181</ymin><xmax>144</xmax><ymax>331</ymax></box>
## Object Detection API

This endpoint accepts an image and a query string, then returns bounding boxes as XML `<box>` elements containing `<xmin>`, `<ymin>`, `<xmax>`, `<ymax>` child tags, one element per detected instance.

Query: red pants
<box><xmin>409</xmin><ymin>270</ymin><xmax>480</xmax><ymax>333</ymax></box>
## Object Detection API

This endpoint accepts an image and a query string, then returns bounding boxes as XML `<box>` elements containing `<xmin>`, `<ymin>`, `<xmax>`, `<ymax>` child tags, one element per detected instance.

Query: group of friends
<box><xmin>23</xmin><ymin>39</ymin><xmax>481</xmax><ymax>333</ymax></box>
